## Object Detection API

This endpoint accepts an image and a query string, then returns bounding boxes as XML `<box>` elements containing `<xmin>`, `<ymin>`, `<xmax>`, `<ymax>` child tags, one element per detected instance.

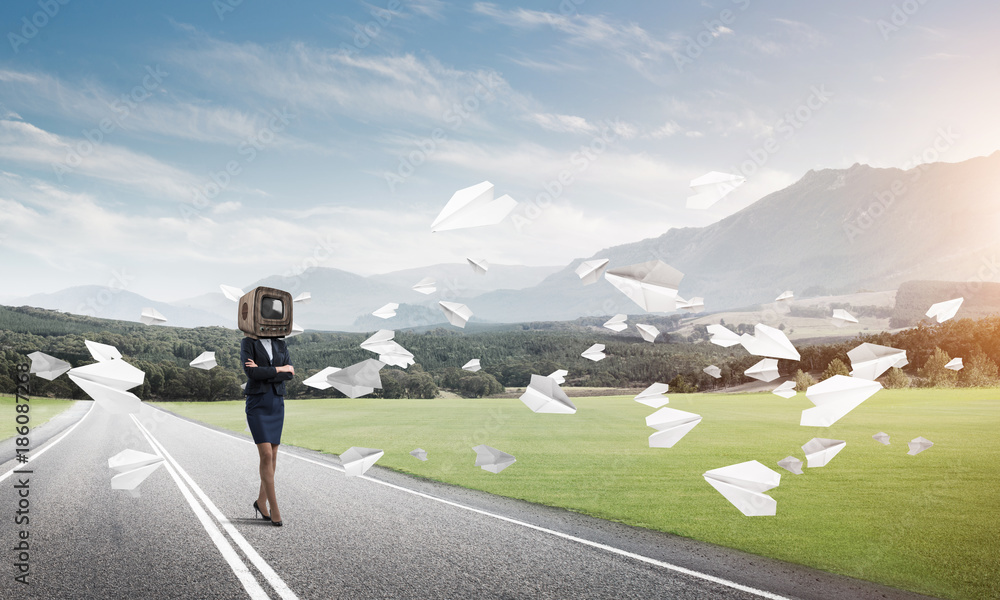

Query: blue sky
<box><xmin>1</xmin><ymin>0</ymin><xmax>998</xmax><ymax>301</ymax></box>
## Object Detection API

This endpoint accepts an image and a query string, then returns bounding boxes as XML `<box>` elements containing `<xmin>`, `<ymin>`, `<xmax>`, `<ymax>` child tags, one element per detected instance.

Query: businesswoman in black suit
<box><xmin>241</xmin><ymin>336</ymin><xmax>294</xmax><ymax>527</ymax></box>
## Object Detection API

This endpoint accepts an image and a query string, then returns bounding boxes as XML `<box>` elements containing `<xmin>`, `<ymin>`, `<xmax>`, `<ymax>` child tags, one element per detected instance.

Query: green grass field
<box><xmin>0</xmin><ymin>395</ymin><xmax>77</xmax><ymax>439</ymax></box>
<box><xmin>155</xmin><ymin>389</ymin><xmax>1000</xmax><ymax>600</ymax></box>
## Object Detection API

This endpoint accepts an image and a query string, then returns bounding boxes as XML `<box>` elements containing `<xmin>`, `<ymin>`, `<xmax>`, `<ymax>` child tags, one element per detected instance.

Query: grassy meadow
<box><xmin>155</xmin><ymin>388</ymin><xmax>1000</xmax><ymax>600</ymax></box>
<box><xmin>0</xmin><ymin>395</ymin><xmax>77</xmax><ymax>437</ymax></box>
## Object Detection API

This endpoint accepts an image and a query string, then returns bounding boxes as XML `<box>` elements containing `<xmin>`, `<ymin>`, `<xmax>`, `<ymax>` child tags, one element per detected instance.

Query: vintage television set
<box><xmin>237</xmin><ymin>286</ymin><xmax>293</xmax><ymax>339</ymax></box>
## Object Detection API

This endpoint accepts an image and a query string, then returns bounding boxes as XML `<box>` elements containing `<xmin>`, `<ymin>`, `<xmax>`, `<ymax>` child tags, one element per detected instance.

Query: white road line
<box><xmin>129</xmin><ymin>414</ymin><xmax>272</xmax><ymax>600</ymax></box>
<box><xmin>0</xmin><ymin>401</ymin><xmax>96</xmax><ymax>483</ymax></box>
<box><xmin>153</xmin><ymin>406</ymin><xmax>792</xmax><ymax>600</ymax></box>
<box><xmin>134</xmin><ymin>409</ymin><xmax>300</xmax><ymax>600</ymax></box>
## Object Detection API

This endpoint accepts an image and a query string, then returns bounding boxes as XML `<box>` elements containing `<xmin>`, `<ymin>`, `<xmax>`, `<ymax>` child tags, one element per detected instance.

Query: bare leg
<box><xmin>256</xmin><ymin>442</ymin><xmax>279</xmax><ymax>522</ymax></box>
<box><xmin>269</xmin><ymin>444</ymin><xmax>280</xmax><ymax>522</ymax></box>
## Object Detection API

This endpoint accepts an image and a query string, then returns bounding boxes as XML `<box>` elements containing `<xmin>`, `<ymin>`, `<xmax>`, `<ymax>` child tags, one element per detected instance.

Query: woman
<box><xmin>241</xmin><ymin>335</ymin><xmax>294</xmax><ymax>527</ymax></box>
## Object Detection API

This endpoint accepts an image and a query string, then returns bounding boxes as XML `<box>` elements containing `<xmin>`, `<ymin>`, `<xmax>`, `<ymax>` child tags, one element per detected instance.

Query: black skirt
<box><xmin>245</xmin><ymin>389</ymin><xmax>284</xmax><ymax>445</ymax></box>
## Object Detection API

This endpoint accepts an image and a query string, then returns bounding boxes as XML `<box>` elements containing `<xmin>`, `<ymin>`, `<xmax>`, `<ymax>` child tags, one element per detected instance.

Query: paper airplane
<box><xmin>302</xmin><ymin>366</ymin><xmax>342</xmax><ymax>390</ymax></box>
<box><xmin>739</xmin><ymin>324</ymin><xmax>800</xmax><ymax>360</ymax></box>
<box><xmin>140</xmin><ymin>307</ymin><xmax>167</xmax><ymax>325</ymax></box>
<box><xmin>467</xmin><ymin>257</ymin><xmax>489</xmax><ymax>275</ymax></box>
<box><xmin>519</xmin><ymin>374</ymin><xmax>577</xmax><ymax>414</ymax></box>
<box><xmin>603</xmin><ymin>314</ymin><xmax>628</xmax><ymax>332</ymax></box>
<box><xmin>802</xmin><ymin>438</ymin><xmax>846</xmax><ymax>468</ymax></box>
<box><xmin>190</xmin><ymin>351</ymin><xmax>217</xmax><ymax>370</ymax></box>
<box><xmin>439</xmin><ymin>301</ymin><xmax>473</xmax><ymax>328</ymax></box>
<box><xmin>548</xmin><ymin>369</ymin><xmax>568</xmax><ymax>384</ymax></box>
<box><xmin>707</xmin><ymin>324</ymin><xmax>741</xmax><ymax>347</ymax></box>
<box><xmin>340</xmin><ymin>447</ymin><xmax>384</xmax><ymax>476</ymax></box>
<box><xmin>360</xmin><ymin>330</ymin><xmax>415</xmax><ymax>368</ymax></box>
<box><xmin>431</xmin><ymin>181</ymin><xmax>517</xmax><ymax>232</ymax></box>
<box><xmin>412</xmin><ymin>277</ymin><xmax>436</xmax><ymax>295</ymax></box>
<box><xmin>604</xmin><ymin>260</ymin><xmax>684</xmax><ymax>312</ymax></box>
<box><xmin>581</xmin><ymin>343</ymin><xmax>606</xmax><ymax>361</ymax></box>
<box><xmin>676</xmin><ymin>297</ymin><xmax>704</xmax><ymax>311</ymax></box>
<box><xmin>410</xmin><ymin>448</ymin><xmax>428</xmax><ymax>461</ymax></box>
<box><xmin>327</xmin><ymin>359</ymin><xmax>385</xmax><ymax>398</ymax></box>
<box><xmin>831</xmin><ymin>309</ymin><xmax>858</xmax><ymax>328</ymax></box>
<box><xmin>907</xmin><ymin>436</ymin><xmax>933</xmax><ymax>455</ymax></box>
<box><xmin>703</xmin><ymin>365</ymin><xmax>722</xmax><ymax>379</ymax></box>
<box><xmin>575</xmin><ymin>259</ymin><xmax>610</xmax><ymax>285</ymax></box>
<box><xmin>872</xmin><ymin>432</ymin><xmax>890</xmax><ymax>445</ymax></box>
<box><xmin>85</xmin><ymin>340</ymin><xmax>122</xmax><ymax>362</ymax></box>
<box><xmin>473</xmin><ymin>445</ymin><xmax>516</xmax><ymax>473</ymax></box>
<box><xmin>108</xmin><ymin>449</ymin><xmax>164</xmax><ymax>491</ymax></box>
<box><xmin>925</xmin><ymin>297</ymin><xmax>963</xmax><ymax>323</ymax></box>
<box><xmin>68</xmin><ymin>345</ymin><xmax>145</xmax><ymax>414</ymax></box>
<box><xmin>945</xmin><ymin>357</ymin><xmax>963</xmax><ymax>371</ymax></box>
<box><xmin>372</xmin><ymin>303</ymin><xmax>399</xmax><ymax>319</ymax></box>
<box><xmin>636</xmin><ymin>323</ymin><xmax>659</xmax><ymax>343</ymax></box>
<box><xmin>220</xmin><ymin>284</ymin><xmax>244</xmax><ymax>302</ymax></box>
<box><xmin>686</xmin><ymin>171</ymin><xmax>746</xmax><ymax>210</ymax></box>
<box><xmin>703</xmin><ymin>460</ymin><xmax>780</xmax><ymax>516</ymax></box>
<box><xmin>771</xmin><ymin>381</ymin><xmax>796</xmax><ymax>398</ymax></box>
<box><xmin>745</xmin><ymin>358</ymin><xmax>780</xmax><ymax>382</ymax></box>
<box><xmin>802</xmin><ymin>375</ymin><xmax>882</xmax><ymax>427</ymax></box>
<box><xmin>775</xmin><ymin>290</ymin><xmax>794</xmax><ymax>302</ymax></box>
<box><xmin>634</xmin><ymin>383</ymin><xmax>669</xmax><ymax>408</ymax></box>
<box><xmin>646</xmin><ymin>407</ymin><xmax>701</xmax><ymax>448</ymax></box>
<box><xmin>287</xmin><ymin>322</ymin><xmax>304</xmax><ymax>338</ymax></box>
<box><xmin>777</xmin><ymin>456</ymin><xmax>803</xmax><ymax>475</ymax></box>
<box><xmin>847</xmin><ymin>343</ymin><xmax>908</xmax><ymax>380</ymax></box>
<box><xmin>293</xmin><ymin>292</ymin><xmax>311</xmax><ymax>303</ymax></box>
<box><xmin>462</xmin><ymin>359</ymin><xmax>482</xmax><ymax>372</ymax></box>
<box><xmin>27</xmin><ymin>351</ymin><xmax>71</xmax><ymax>380</ymax></box>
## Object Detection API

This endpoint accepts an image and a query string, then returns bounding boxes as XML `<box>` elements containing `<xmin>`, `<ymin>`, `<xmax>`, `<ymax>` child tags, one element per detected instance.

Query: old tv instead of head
<box><xmin>237</xmin><ymin>286</ymin><xmax>293</xmax><ymax>339</ymax></box>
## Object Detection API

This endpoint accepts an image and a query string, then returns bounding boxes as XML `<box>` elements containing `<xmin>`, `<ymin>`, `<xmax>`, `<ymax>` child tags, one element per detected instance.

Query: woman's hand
<box><xmin>276</xmin><ymin>364</ymin><xmax>295</xmax><ymax>375</ymax></box>
<box><xmin>245</xmin><ymin>359</ymin><xmax>258</xmax><ymax>368</ymax></box>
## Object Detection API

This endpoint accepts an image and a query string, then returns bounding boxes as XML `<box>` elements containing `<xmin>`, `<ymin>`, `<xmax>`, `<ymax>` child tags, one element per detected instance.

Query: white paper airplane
<box><xmin>412</xmin><ymin>277</ymin><xmax>436</xmax><ymax>295</ymax></box>
<box><xmin>802</xmin><ymin>375</ymin><xmax>882</xmax><ymax>427</ymax></box>
<box><xmin>603</xmin><ymin>314</ymin><xmax>628</xmax><ymax>332</ymax></box>
<box><xmin>410</xmin><ymin>448</ymin><xmax>428</xmax><ymax>461</ymax></box>
<box><xmin>604</xmin><ymin>260</ymin><xmax>684</xmax><ymax>312</ymax></box>
<box><xmin>703</xmin><ymin>460</ymin><xmax>780</xmax><ymax>516</ymax></box>
<box><xmin>467</xmin><ymin>257</ymin><xmax>489</xmax><ymax>275</ymax></box>
<box><xmin>703</xmin><ymin>365</ymin><xmax>722</xmax><ymax>379</ymax></box>
<box><xmin>907</xmin><ymin>436</ymin><xmax>933</xmax><ymax>455</ymax></box>
<box><xmin>519</xmin><ymin>374</ymin><xmax>577</xmax><ymax>414</ymax></box>
<box><xmin>327</xmin><ymin>359</ymin><xmax>385</xmax><ymax>398</ymax></box>
<box><xmin>646</xmin><ymin>407</ymin><xmax>701</xmax><ymax>448</ymax></box>
<box><xmin>847</xmin><ymin>343</ymin><xmax>908</xmax><ymax>380</ymax></box>
<box><xmin>581</xmin><ymin>343</ymin><xmax>606</xmax><ymax>361</ymax></box>
<box><xmin>945</xmin><ymin>357</ymin><xmax>963</xmax><ymax>371</ymax></box>
<box><xmin>293</xmin><ymin>292</ymin><xmax>311</xmax><ymax>303</ymax></box>
<box><xmin>831</xmin><ymin>309</ymin><xmax>858</xmax><ymax>328</ymax></box>
<box><xmin>575</xmin><ymin>258</ymin><xmax>610</xmax><ymax>285</ymax></box>
<box><xmin>462</xmin><ymin>359</ymin><xmax>482</xmax><ymax>372</ymax></box>
<box><xmin>676</xmin><ymin>297</ymin><xmax>705</xmax><ymax>311</ymax></box>
<box><xmin>302</xmin><ymin>366</ymin><xmax>342</xmax><ymax>390</ymax></box>
<box><xmin>925</xmin><ymin>297</ymin><xmax>963</xmax><ymax>323</ymax></box>
<box><xmin>286</xmin><ymin>322</ymin><xmax>304</xmax><ymax>338</ymax></box>
<box><xmin>686</xmin><ymin>171</ymin><xmax>746</xmax><ymax>210</ymax></box>
<box><xmin>802</xmin><ymin>438</ymin><xmax>846</xmax><ymax>468</ymax></box>
<box><xmin>220</xmin><ymin>284</ymin><xmax>244</xmax><ymax>302</ymax></box>
<box><xmin>473</xmin><ymin>445</ymin><xmax>516</xmax><ymax>473</ymax></box>
<box><xmin>548</xmin><ymin>369</ymin><xmax>568</xmax><ymax>384</ymax></box>
<box><xmin>739</xmin><ymin>324</ymin><xmax>800</xmax><ymax>360</ymax></box>
<box><xmin>108</xmin><ymin>449</ymin><xmax>164</xmax><ymax>491</ymax></box>
<box><xmin>775</xmin><ymin>290</ymin><xmax>794</xmax><ymax>302</ymax></box>
<box><xmin>872</xmin><ymin>432</ymin><xmax>890</xmax><ymax>445</ymax></box>
<box><xmin>85</xmin><ymin>340</ymin><xmax>122</xmax><ymax>362</ymax></box>
<box><xmin>777</xmin><ymin>456</ymin><xmax>803</xmax><ymax>475</ymax></box>
<box><xmin>68</xmin><ymin>345</ymin><xmax>145</xmax><ymax>414</ymax></box>
<box><xmin>707</xmin><ymin>324</ymin><xmax>741</xmax><ymax>348</ymax></box>
<box><xmin>745</xmin><ymin>358</ymin><xmax>780</xmax><ymax>382</ymax></box>
<box><xmin>140</xmin><ymin>307</ymin><xmax>167</xmax><ymax>325</ymax></box>
<box><xmin>636</xmin><ymin>323</ymin><xmax>659</xmax><ymax>343</ymax></box>
<box><xmin>27</xmin><ymin>351</ymin><xmax>71</xmax><ymax>380</ymax></box>
<box><xmin>634</xmin><ymin>383</ymin><xmax>669</xmax><ymax>408</ymax></box>
<box><xmin>431</xmin><ymin>181</ymin><xmax>517</xmax><ymax>232</ymax></box>
<box><xmin>190</xmin><ymin>351</ymin><xmax>217</xmax><ymax>370</ymax></box>
<box><xmin>360</xmin><ymin>330</ymin><xmax>415</xmax><ymax>368</ymax></box>
<box><xmin>439</xmin><ymin>301</ymin><xmax>473</xmax><ymax>328</ymax></box>
<box><xmin>372</xmin><ymin>303</ymin><xmax>399</xmax><ymax>319</ymax></box>
<box><xmin>771</xmin><ymin>381</ymin><xmax>796</xmax><ymax>398</ymax></box>
<box><xmin>340</xmin><ymin>447</ymin><xmax>384</xmax><ymax>476</ymax></box>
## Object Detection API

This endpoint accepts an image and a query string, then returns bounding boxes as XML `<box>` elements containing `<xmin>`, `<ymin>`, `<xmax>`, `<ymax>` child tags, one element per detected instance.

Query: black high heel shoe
<box><xmin>272</xmin><ymin>519</ymin><xmax>283</xmax><ymax>527</ymax></box>
<box><xmin>253</xmin><ymin>500</ymin><xmax>271</xmax><ymax>522</ymax></box>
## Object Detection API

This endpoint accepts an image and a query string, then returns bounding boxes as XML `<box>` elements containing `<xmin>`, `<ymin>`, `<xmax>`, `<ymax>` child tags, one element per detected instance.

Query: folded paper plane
<box><xmin>925</xmin><ymin>298</ymin><xmax>963</xmax><ymax>323</ymax></box>
<box><xmin>473</xmin><ymin>445</ymin><xmax>516</xmax><ymax>473</ymax></box>
<box><xmin>772</xmin><ymin>381</ymin><xmax>796</xmax><ymax>398</ymax></box>
<box><xmin>775</xmin><ymin>290</ymin><xmax>794</xmax><ymax>302</ymax></box>
<box><xmin>686</xmin><ymin>171</ymin><xmax>746</xmax><ymax>210</ymax></box>
<box><xmin>745</xmin><ymin>358</ymin><xmax>780</xmax><ymax>382</ymax></box>
<box><xmin>634</xmin><ymin>383</ymin><xmax>669</xmax><ymax>408</ymax></box>
<box><xmin>341</xmin><ymin>447</ymin><xmax>384</xmax><ymax>476</ymax></box>
<box><xmin>907</xmin><ymin>436</ymin><xmax>933</xmax><ymax>455</ymax></box>
<box><xmin>636</xmin><ymin>323</ymin><xmax>659</xmax><ymax>343</ymax></box>
<box><xmin>410</xmin><ymin>448</ymin><xmax>428</xmax><ymax>461</ymax></box>
<box><xmin>190</xmin><ymin>351</ymin><xmax>217</xmax><ymax>370</ymax></box>
<box><xmin>431</xmin><ymin>181</ymin><xmax>517</xmax><ymax>232</ymax></box>
<box><xmin>68</xmin><ymin>344</ymin><xmax>145</xmax><ymax>414</ymax></box>
<box><xmin>739</xmin><ymin>324</ymin><xmax>800</xmax><ymax>360</ymax></box>
<box><xmin>412</xmin><ymin>277</ymin><xmax>436</xmax><ymax>295</ymax></box>
<box><xmin>872</xmin><ymin>432</ymin><xmax>890</xmax><ymax>445</ymax></box>
<box><xmin>220</xmin><ymin>284</ymin><xmax>244</xmax><ymax>302</ymax></box>
<box><xmin>703</xmin><ymin>460</ymin><xmax>780</xmax><ymax>516</ymax></box>
<box><xmin>605</xmin><ymin>260</ymin><xmax>684</xmax><ymax>312</ymax></box>
<box><xmin>575</xmin><ymin>258</ymin><xmax>610</xmax><ymax>285</ymax></box>
<box><xmin>27</xmin><ymin>351</ymin><xmax>71</xmax><ymax>381</ymax></box>
<box><xmin>603</xmin><ymin>314</ymin><xmax>628</xmax><ymax>332</ymax></box>
<box><xmin>140</xmin><ymin>307</ymin><xmax>167</xmax><ymax>325</ymax></box>
<box><xmin>676</xmin><ymin>297</ymin><xmax>704</xmax><ymax>311</ymax></box>
<box><xmin>945</xmin><ymin>357</ymin><xmax>963</xmax><ymax>371</ymax></box>
<box><xmin>439</xmin><ymin>301</ymin><xmax>473</xmax><ymax>328</ymax></box>
<box><xmin>108</xmin><ymin>449</ymin><xmax>164</xmax><ymax>492</ymax></box>
<box><xmin>302</xmin><ymin>366</ymin><xmax>342</xmax><ymax>390</ymax></box>
<box><xmin>372</xmin><ymin>303</ymin><xmax>399</xmax><ymax>319</ymax></box>
<box><xmin>802</xmin><ymin>438</ymin><xmax>846</xmax><ymax>468</ymax></box>
<box><xmin>326</xmin><ymin>359</ymin><xmax>385</xmax><ymax>398</ymax></box>
<box><xmin>802</xmin><ymin>375</ymin><xmax>882</xmax><ymax>427</ymax></box>
<box><xmin>548</xmin><ymin>369</ymin><xmax>568</xmax><ymax>384</ymax></box>
<box><xmin>703</xmin><ymin>365</ymin><xmax>722</xmax><ymax>379</ymax></box>
<box><xmin>85</xmin><ymin>340</ymin><xmax>122</xmax><ymax>362</ymax></box>
<box><xmin>519</xmin><ymin>374</ymin><xmax>577</xmax><ymax>414</ymax></box>
<box><xmin>462</xmin><ymin>359</ymin><xmax>482</xmax><ymax>372</ymax></box>
<box><xmin>831</xmin><ymin>309</ymin><xmax>858</xmax><ymax>328</ymax></box>
<box><xmin>293</xmin><ymin>292</ymin><xmax>311</xmax><ymax>303</ymax></box>
<box><xmin>646</xmin><ymin>407</ymin><xmax>701</xmax><ymax>448</ymax></box>
<box><xmin>777</xmin><ymin>456</ymin><xmax>803</xmax><ymax>475</ymax></box>
<box><xmin>360</xmin><ymin>330</ymin><xmax>415</xmax><ymax>368</ymax></box>
<box><xmin>287</xmin><ymin>322</ymin><xmax>304</xmax><ymax>338</ymax></box>
<box><xmin>467</xmin><ymin>257</ymin><xmax>489</xmax><ymax>275</ymax></box>
<box><xmin>707</xmin><ymin>324</ymin><xmax>741</xmax><ymax>347</ymax></box>
<box><xmin>847</xmin><ymin>343</ymin><xmax>908</xmax><ymax>380</ymax></box>
<box><xmin>581</xmin><ymin>343</ymin><xmax>606</xmax><ymax>361</ymax></box>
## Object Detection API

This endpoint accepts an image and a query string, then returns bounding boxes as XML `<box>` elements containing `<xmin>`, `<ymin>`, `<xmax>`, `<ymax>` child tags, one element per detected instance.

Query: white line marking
<box><xmin>134</xmin><ymin>408</ymin><xmax>300</xmax><ymax>600</ymax></box>
<box><xmin>0</xmin><ymin>401</ymin><xmax>96</xmax><ymax>483</ymax></box>
<box><xmin>129</xmin><ymin>414</ymin><xmax>271</xmax><ymax>600</ymax></box>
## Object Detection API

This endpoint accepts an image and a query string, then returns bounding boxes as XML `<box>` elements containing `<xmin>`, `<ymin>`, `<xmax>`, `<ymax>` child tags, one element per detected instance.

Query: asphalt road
<box><xmin>0</xmin><ymin>401</ymin><xmax>940</xmax><ymax>600</ymax></box>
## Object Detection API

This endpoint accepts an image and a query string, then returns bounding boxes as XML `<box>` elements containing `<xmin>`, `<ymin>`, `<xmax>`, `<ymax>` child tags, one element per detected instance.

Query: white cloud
<box><xmin>524</xmin><ymin>113</ymin><xmax>598</xmax><ymax>135</ymax></box>
<box><xmin>647</xmin><ymin>121</ymin><xmax>681</xmax><ymax>139</ymax></box>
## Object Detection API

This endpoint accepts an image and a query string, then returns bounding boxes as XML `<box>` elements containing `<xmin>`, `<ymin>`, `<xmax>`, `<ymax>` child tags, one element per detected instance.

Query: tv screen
<box><xmin>260</xmin><ymin>297</ymin><xmax>284</xmax><ymax>320</ymax></box>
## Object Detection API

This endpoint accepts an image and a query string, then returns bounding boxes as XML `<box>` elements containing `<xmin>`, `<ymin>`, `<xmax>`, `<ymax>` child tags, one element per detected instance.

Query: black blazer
<box><xmin>241</xmin><ymin>337</ymin><xmax>293</xmax><ymax>396</ymax></box>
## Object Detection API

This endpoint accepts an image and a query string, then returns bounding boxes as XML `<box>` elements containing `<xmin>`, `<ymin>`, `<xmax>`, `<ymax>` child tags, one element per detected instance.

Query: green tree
<box><xmin>961</xmin><ymin>351</ymin><xmax>999</xmax><ymax>387</ymax></box>
<box><xmin>821</xmin><ymin>358</ymin><xmax>850</xmax><ymax>380</ymax></box>
<box><xmin>881</xmin><ymin>367</ymin><xmax>910</xmax><ymax>389</ymax></box>
<box><xmin>921</xmin><ymin>347</ymin><xmax>958</xmax><ymax>387</ymax></box>
<box><xmin>668</xmin><ymin>374</ymin><xmax>697</xmax><ymax>393</ymax></box>
<box><xmin>793</xmin><ymin>369</ymin><xmax>815</xmax><ymax>391</ymax></box>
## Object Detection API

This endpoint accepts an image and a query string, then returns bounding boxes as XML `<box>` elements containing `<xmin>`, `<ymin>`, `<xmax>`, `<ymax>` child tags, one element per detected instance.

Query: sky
<box><xmin>1</xmin><ymin>0</ymin><xmax>998</xmax><ymax>302</ymax></box>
